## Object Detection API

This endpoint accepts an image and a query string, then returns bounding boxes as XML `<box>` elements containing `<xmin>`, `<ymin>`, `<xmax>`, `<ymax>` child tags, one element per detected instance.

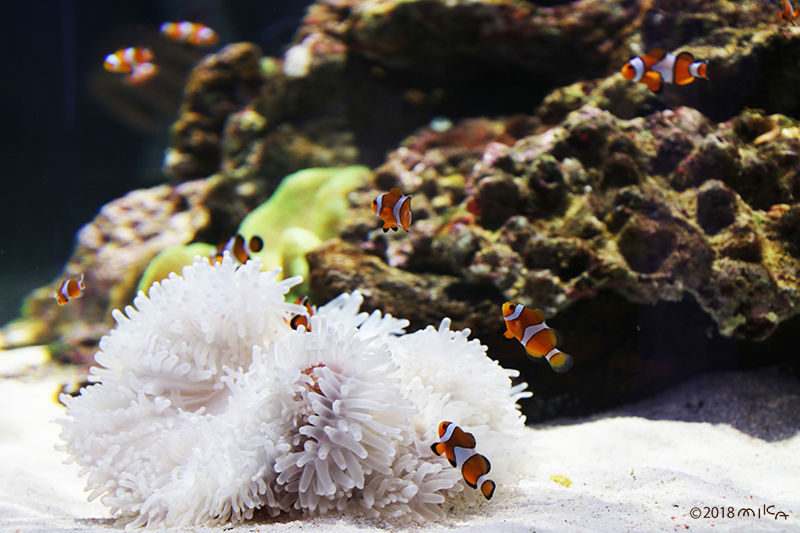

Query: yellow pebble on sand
<box><xmin>550</xmin><ymin>474</ymin><xmax>572</xmax><ymax>487</ymax></box>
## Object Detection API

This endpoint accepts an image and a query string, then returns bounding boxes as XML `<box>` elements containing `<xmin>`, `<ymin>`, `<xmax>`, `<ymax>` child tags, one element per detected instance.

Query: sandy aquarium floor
<box><xmin>1</xmin><ymin>346</ymin><xmax>799</xmax><ymax>533</ymax></box>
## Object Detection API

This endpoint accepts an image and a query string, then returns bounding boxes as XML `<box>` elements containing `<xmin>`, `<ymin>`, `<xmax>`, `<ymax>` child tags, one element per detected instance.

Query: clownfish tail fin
<box><xmin>547</xmin><ymin>350</ymin><xmax>574</xmax><ymax>373</ymax></box>
<box><xmin>691</xmin><ymin>59</ymin><xmax>709</xmax><ymax>81</ymax></box>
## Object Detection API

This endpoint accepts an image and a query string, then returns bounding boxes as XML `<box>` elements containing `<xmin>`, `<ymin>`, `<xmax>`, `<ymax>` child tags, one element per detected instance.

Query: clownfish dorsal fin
<box><xmin>452</xmin><ymin>425</ymin><xmax>477</xmax><ymax>449</ymax></box>
<box><xmin>643</xmin><ymin>48</ymin><xmax>667</xmax><ymax>68</ymax></box>
<box><xmin>388</xmin><ymin>187</ymin><xmax>404</xmax><ymax>198</ymax></box>
<box><xmin>529</xmin><ymin>308</ymin><xmax>546</xmax><ymax>324</ymax></box>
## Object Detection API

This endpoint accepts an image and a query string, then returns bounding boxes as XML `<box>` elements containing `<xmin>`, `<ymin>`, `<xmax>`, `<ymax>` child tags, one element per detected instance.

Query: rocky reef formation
<box><xmin>303</xmin><ymin>103</ymin><xmax>800</xmax><ymax>418</ymax></box>
<box><xmin>315</xmin><ymin>111</ymin><xmax>798</xmax><ymax>415</ymax></box>
<box><xmin>160</xmin><ymin>0</ymin><xmax>800</xmax><ymax>188</ymax></box>
<box><xmin>2</xmin><ymin>181</ymin><xmax>211</xmax><ymax>363</ymax></box>
<box><xmin>5</xmin><ymin>0</ymin><xmax>800</xmax><ymax>420</ymax></box>
<box><xmin>163</xmin><ymin>43</ymin><xmax>264</xmax><ymax>180</ymax></box>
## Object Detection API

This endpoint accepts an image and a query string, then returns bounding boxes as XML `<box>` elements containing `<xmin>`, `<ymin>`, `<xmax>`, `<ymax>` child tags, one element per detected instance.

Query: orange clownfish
<box><xmin>287</xmin><ymin>296</ymin><xmax>316</xmax><ymax>330</ymax></box>
<box><xmin>371</xmin><ymin>187</ymin><xmax>412</xmax><ymax>232</ymax></box>
<box><xmin>431</xmin><ymin>422</ymin><xmax>496</xmax><ymax>501</ymax></box>
<box><xmin>621</xmin><ymin>49</ymin><xmax>708</xmax><ymax>93</ymax></box>
<box><xmin>501</xmin><ymin>302</ymin><xmax>574</xmax><ymax>373</ymax></box>
<box><xmin>53</xmin><ymin>274</ymin><xmax>85</xmax><ymax>306</ymax></box>
<box><xmin>160</xmin><ymin>22</ymin><xmax>219</xmax><ymax>47</ymax></box>
<box><xmin>779</xmin><ymin>0</ymin><xmax>800</xmax><ymax>24</ymax></box>
<box><xmin>103</xmin><ymin>47</ymin><xmax>154</xmax><ymax>74</ymax></box>
<box><xmin>212</xmin><ymin>234</ymin><xmax>264</xmax><ymax>264</ymax></box>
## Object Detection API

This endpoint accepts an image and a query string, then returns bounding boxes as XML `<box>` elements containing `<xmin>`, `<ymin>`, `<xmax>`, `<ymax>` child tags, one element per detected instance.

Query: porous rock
<box><xmin>4</xmin><ymin>181</ymin><xmax>211</xmax><ymax>358</ymax></box>
<box><xmin>321</xmin><ymin>105</ymin><xmax>800</xmax><ymax>419</ymax></box>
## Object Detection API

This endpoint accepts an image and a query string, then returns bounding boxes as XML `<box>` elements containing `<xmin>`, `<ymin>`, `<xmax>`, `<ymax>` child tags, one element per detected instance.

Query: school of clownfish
<box><xmin>57</xmin><ymin>2</ymin><xmax>800</xmax><ymax>502</ymax></box>
<box><xmin>103</xmin><ymin>21</ymin><xmax>219</xmax><ymax>85</ymax></box>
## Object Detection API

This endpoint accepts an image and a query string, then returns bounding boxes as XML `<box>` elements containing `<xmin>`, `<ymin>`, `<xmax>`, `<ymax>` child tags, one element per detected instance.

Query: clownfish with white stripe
<box><xmin>621</xmin><ymin>49</ymin><xmax>708</xmax><ymax>93</ymax></box>
<box><xmin>104</xmin><ymin>47</ymin><xmax>154</xmax><ymax>74</ymax></box>
<box><xmin>431</xmin><ymin>421</ymin><xmax>496</xmax><ymax>501</ymax></box>
<box><xmin>160</xmin><ymin>22</ymin><xmax>219</xmax><ymax>47</ymax></box>
<box><xmin>371</xmin><ymin>187</ymin><xmax>412</xmax><ymax>232</ymax></box>
<box><xmin>53</xmin><ymin>274</ymin><xmax>85</xmax><ymax>306</ymax></box>
<box><xmin>104</xmin><ymin>47</ymin><xmax>158</xmax><ymax>85</ymax></box>
<box><xmin>502</xmin><ymin>302</ymin><xmax>574</xmax><ymax>373</ymax></box>
<box><xmin>211</xmin><ymin>234</ymin><xmax>264</xmax><ymax>265</ymax></box>
<box><xmin>778</xmin><ymin>0</ymin><xmax>800</xmax><ymax>24</ymax></box>
<box><xmin>287</xmin><ymin>296</ymin><xmax>316</xmax><ymax>330</ymax></box>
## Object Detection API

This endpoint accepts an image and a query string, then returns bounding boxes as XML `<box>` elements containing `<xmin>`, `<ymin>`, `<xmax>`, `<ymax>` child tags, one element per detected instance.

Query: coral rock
<box><xmin>163</xmin><ymin>43</ymin><xmax>264</xmax><ymax>180</ymax></box>
<box><xmin>4</xmin><ymin>180</ymin><xmax>212</xmax><ymax>354</ymax></box>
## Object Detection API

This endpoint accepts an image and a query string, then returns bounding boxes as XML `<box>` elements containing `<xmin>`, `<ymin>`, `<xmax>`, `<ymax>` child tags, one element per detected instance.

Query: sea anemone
<box><xmin>57</xmin><ymin>254</ymin><xmax>531</xmax><ymax>527</ymax></box>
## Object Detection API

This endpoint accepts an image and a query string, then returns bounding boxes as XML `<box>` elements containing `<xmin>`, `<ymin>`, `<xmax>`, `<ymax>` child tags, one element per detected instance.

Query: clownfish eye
<box><xmin>249</xmin><ymin>235</ymin><xmax>264</xmax><ymax>253</ymax></box>
<box><xmin>509</xmin><ymin>304</ymin><xmax>516</xmax><ymax>309</ymax></box>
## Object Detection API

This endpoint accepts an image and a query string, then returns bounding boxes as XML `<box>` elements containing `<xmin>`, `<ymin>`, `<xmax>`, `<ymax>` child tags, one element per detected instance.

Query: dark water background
<box><xmin>0</xmin><ymin>1</ymin><xmax>312</xmax><ymax>325</ymax></box>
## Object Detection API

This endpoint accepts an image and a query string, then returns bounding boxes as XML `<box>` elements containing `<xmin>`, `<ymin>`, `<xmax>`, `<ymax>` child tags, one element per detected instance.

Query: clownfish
<box><xmin>501</xmin><ymin>302</ymin><xmax>574</xmax><ymax>373</ymax></box>
<box><xmin>160</xmin><ymin>22</ymin><xmax>219</xmax><ymax>47</ymax></box>
<box><xmin>212</xmin><ymin>234</ymin><xmax>264</xmax><ymax>264</ymax></box>
<box><xmin>431</xmin><ymin>422</ymin><xmax>496</xmax><ymax>501</ymax></box>
<box><xmin>126</xmin><ymin>61</ymin><xmax>158</xmax><ymax>85</ymax></box>
<box><xmin>104</xmin><ymin>47</ymin><xmax>154</xmax><ymax>74</ymax></box>
<box><xmin>621</xmin><ymin>49</ymin><xmax>708</xmax><ymax>93</ymax></box>
<box><xmin>53</xmin><ymin>274</ymin><xmax>85</xmax><ymax>306</ymax></box>
<box><xmin>371</xmin><ymin>187</ymin><xmax>412</xmax><ymax>232</ymax></box>
<box><xmin>287</xmin><ymin>296</ymin><xmax>316</xmax><ymax>330</ymax></box>
<box><xmin>778</xmin><ymin>0</ymin><xmax>800</xmax><ymax>23</ymax></box>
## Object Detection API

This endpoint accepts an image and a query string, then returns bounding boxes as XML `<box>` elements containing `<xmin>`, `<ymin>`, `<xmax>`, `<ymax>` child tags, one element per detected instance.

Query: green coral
<box><xmin>137</xmin><ymin>243</ymin><xmax>214</xmax><ymax>294</ymax></box>
<box><xmin>278</xmin><ymin>227</ymin><xmax>322</xmax><ymax>298</ymax></box>
<box><xmin>237</xmin><ymin>165</ymin><xmax>371</xmax><ymax>272</ymax></box>
<box><xmin>136</xmin><ymin>166</ymin><xmax>370</xmax><ymax>297</ymax></box>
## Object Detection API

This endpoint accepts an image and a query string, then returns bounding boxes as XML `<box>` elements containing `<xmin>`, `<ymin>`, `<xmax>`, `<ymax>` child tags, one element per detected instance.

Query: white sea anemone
<box><xmin>57</xmin><ymin>255</ymin><xmax>303</xmax><ymax>527</ymax></box>
<box><xmin>57</xmin><ymin>254</ymin><xmax>531</xmax><ymax>527</ymax></box>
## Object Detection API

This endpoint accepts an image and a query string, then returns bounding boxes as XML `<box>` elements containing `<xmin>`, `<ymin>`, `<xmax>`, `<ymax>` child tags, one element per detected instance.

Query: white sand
<box><xmin>1</xmin><ymin>346</ymin><xmax>799</xmax><ymax>533</ymax></box>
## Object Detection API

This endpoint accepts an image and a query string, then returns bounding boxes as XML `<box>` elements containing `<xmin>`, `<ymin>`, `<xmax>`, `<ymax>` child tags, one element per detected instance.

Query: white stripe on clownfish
<box><xmin>392</xmin><ymin>192</ymin><xmax>409</xmax><ymax>228</ymax></box>
<box><xmin>441</xmin><ymin>420</ymin><xmax>457</xmax><ymax>442</ymax></box>
<box><xmin>520</xmin><ymin>321</ymin><xmax>550</xmax><ymax>347</ymax></box>
<box><xmin>503</xmin><ymin>303</ymin><xmax>524</xmax><ymax>321</ymax></box>
<box><xmin>545</xmin><ymin>348</ymin><xmax>562</xmax><ymax>363</ymax></box>
<box><xmin>453</xmin><ymin>444</ymin><xmax>479</xmax><ymax>469</ymax></box>
<box><xmin>651</xmin><ymin>53</ymin><xmax>678</xmax><ymax>84</ymax></box>
<box><xmin>626</xmin><ymin>56</ymin><xmax>646</xmax><ymax>82</ymax></box>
